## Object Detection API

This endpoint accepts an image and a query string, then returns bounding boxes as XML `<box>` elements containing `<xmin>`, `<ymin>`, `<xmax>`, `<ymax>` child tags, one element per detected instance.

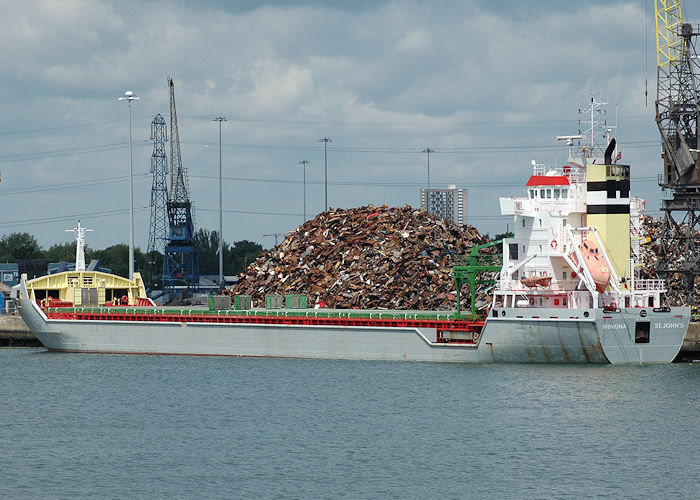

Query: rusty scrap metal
<box><xmin>639</xmin><ymin>215</ymin><xmax>700</xmax><ymax>312</ymax></box>
<box><xmin>231</xmin><ymin>205</ymin><xmax>498</xmax><ymax>311</ymax></box>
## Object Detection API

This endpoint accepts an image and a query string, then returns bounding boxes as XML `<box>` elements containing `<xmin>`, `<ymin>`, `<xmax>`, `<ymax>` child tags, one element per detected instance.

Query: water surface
<box><xmin>1</xmin><ymin>349</ymin><xmax>698</xmax><ymax>498</ymax></box>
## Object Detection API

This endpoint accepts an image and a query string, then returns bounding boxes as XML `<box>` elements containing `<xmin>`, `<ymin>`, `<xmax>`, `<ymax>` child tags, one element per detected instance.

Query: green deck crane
<box><xmin>452</xmin><ymin>239</ymin><xmax>503</xmax><ymax>319</ymax></box>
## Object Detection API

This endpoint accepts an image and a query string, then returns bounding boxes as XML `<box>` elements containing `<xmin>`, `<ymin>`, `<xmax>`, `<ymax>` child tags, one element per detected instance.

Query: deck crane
<box><xmin>162</xmin><ymin>78</ymin><xmax>200</xmax><ymax>289</ymax></box>
<box><xmin>654</xmin><ymin>0</ymin><xmax>700</xmax><ymax>295</ymax></box>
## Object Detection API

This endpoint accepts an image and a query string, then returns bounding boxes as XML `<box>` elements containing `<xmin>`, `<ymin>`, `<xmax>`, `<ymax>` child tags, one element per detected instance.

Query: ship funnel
<box><xmin>604</xmin><ymin>138</ymin><xmax>616</xmax><ymax>165</ymax></box>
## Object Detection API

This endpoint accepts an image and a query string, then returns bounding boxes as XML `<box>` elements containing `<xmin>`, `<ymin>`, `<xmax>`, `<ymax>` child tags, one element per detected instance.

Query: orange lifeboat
<box><xmin>520</xmin><ymin>276</ymin><xmax>553</xmax><ymax>288</ymax></box>
<box><xmin>569</xmin><ymin>240</ymin><xmax>610</xmax><ymax>293</ymax></box>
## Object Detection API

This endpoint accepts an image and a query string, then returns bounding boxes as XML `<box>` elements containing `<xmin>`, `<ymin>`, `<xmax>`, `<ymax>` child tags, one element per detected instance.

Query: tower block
<box><xmin>586</xmin><ymin>162</ymin><xmax>631</xmax><ymax>285</ymax></box>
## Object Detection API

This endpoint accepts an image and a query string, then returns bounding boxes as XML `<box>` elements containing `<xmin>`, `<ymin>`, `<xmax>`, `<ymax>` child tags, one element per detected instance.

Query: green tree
<box><xmin>44</xmin><ymin>241</ymin><xmax>80</xmax><ymax>263</ymax></box>
<box><xmin>194</xmin><ymin>229</ymin><xmax>265</xmax><ymax>276</ymax></box>
<box><xmin>0</xmin><ymin>232</ymin><xmax>42</xmax><ymax>261</ymax></box>
<box><xmin>91</xmin><ymin>244</ymin><xmax>146</xmax><ymax>277</ymax></box>
<box><xmin>227</xmin><ymin>240</ymin><xmax>264</xmax><ymax>275</ymax></box>
<box><xmin>194</xmin><ymin>228</ymin><xmax>226</xmax><ymax>275</ymax></box>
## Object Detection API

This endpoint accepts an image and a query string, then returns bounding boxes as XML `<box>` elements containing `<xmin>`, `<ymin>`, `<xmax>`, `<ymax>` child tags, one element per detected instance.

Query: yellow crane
<box><xmin>653</xmin><ymin>0</ymin><xmax>700</xmax><ymax>296</ymax></box>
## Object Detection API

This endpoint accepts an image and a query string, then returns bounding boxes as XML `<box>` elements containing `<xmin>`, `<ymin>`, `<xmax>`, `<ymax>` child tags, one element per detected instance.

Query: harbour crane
<box><xmin>162</xmin><ymin>78</ymin><xmax>200</xmax><ymax>289</ymax></box>
<box><xmin>654</xmin><ymin>0</ymin><xmax>700</xmax><ymax>295</ymax></box>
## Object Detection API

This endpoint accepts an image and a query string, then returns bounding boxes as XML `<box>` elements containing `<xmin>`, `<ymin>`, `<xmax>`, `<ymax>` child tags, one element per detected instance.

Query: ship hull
<box><xmin>18</xmin><ymin>288</ymin><xmax>688</xmax><ymax>364</ymax></box>
<box><xmin>484</xmin><ymin>307</ymin><xmax>688</xmax><ymax>363</ymax></box>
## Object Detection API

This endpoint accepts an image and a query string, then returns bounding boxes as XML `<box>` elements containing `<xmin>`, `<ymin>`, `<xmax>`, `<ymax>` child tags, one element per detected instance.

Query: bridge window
<box><xmin>508</xmin><ymin>243</ymin><xmax>519</xmax><ymax>260</ymax></box>
<box><xmin>554</xmin><ymin>189</ymin><xmax>560</xmax><ymax>199</ymax></box>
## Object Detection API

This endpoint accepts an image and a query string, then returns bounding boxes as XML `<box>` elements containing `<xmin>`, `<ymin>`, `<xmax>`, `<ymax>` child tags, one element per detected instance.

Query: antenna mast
<box><xmin>66</xmin><ymin>220</ymin><xmax>93</xmax><ymax>272</ymax></box>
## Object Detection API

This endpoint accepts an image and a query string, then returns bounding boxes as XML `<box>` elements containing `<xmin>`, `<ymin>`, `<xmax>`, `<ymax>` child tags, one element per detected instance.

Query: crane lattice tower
<box><xmin>654</xmin><ymin>0</ymin><xmax>700</xmax><ymax>297</ymax></box>
<box><xmin>146</xmin><ymin>114</ymin><xmax>169</xmax><ymax>286</ymax></box>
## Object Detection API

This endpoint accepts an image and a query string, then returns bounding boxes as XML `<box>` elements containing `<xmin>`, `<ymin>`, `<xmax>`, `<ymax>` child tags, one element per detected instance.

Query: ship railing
<box><xmin>566</xmin><ymin>172</ymin><xmax>586</xmax><ymax>184</ymax></box>
<box><xmin>633</xmin><ymin>279</ymin><xmax>666</xmax><ymax>291</ymax></box>
<box><xmin>513</xmin><ymin>199</ymin><xmax>586</xmax><ymax>213</ymax></box>
<box><xmin>630</xmin><ymin>197</ymin><xmax>646</xmax><ymax>214</ymax></box>
<box><xmin>532</xmin><ymin>163</ymin><xmax>547</xmax><ymax>176</ymax></box>
<box><xmin>496</xmin><ymin>278</ymin><xmax>580</xmax><ymax>292</ymax></box>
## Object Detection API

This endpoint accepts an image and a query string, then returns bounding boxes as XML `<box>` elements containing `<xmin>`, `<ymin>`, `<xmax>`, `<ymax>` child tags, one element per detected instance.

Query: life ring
<box><xmin>611</xmin><ymin>302</ymin><xmax>617</xmax><ymax>309</ymax></box>
<box><xmin>550</xmin><ymin>239</ymin><xmax>558</xmax><ymax>250</ymax></box>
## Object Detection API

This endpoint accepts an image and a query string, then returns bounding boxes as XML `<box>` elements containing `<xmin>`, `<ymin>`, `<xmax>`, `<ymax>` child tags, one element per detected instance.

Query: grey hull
<box><xmin>18</xmin><ymin>287</ymin><xmax>688</xmax><ymax>364</ymax></box>
<box><xmin>484</xmin><ymin>307</ymin><xmax>689</xmax><ymax>364</ymax></box>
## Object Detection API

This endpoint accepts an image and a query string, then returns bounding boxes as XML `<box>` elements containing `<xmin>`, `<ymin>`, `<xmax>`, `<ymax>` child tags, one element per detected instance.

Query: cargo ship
<box><xmin>15</xmin><ymin>130</ymin><xmax>690</xmax><ymax>364</ymax></box>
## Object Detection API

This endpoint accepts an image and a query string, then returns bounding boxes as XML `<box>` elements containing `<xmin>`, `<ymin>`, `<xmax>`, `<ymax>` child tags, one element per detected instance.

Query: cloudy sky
<box><xmin>1</xmin><ymin>0</ymin><xmax>698</xmax><ymax>253</ymax></box>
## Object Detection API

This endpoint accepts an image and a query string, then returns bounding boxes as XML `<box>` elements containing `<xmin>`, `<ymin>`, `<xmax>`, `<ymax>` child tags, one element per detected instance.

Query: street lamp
<box><xmin>422</xmin><ymin>148</ymin><xmax>435</xmax><ymax>214</ymax></box>
<box><xmin>118</xmin><ymin>90</ymin><xmax>140</xmax><ymax>281</ymax></box>
<box><xmin>213</xmin><ymin>116</ymin><xmax>227</xmax><ymax>290</ymax></box>
<box><xmin>298</xmin><ymin>160</ymin><xmax>310</xmax><ymax>222</ymax></box>
<box><xmin>319</xmin><ymin>137</ymin><xmax>331</xmax><ymax>211</ymax></box>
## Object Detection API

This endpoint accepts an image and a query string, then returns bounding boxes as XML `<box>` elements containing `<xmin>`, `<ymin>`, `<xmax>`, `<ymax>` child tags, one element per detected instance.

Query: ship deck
<box><xmin>42</xmin><ymin>305</ymin><xmax>485</xmax><ymax>342</ymax></box>
<box><xmin>45</xmin><ymin>305</ymin><xmax>474</xmax><ymax>321</ymax></box>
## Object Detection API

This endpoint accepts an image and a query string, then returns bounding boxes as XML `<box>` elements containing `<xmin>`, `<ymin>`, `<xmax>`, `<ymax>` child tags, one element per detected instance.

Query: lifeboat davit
<box><xmin>569</xmin><ymin>240</ymin><xmax>610</xmax><ymax>293</ymax></box>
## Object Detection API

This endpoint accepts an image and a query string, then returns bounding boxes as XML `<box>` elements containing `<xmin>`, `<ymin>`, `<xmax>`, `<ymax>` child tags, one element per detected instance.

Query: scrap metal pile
<box><xmin>638</xmin><ymin>215</ymin><xmax>700</xmax><ymax>309</ymax></box>
<box><xmin>231</xmin><ymin>205</ymin><xmax>498</xmax><ymax>311</ymax></box>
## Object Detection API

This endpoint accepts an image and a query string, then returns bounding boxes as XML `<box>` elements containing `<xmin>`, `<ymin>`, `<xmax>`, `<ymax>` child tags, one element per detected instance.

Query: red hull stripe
<box><xmin>44</xmin><ymin>310</ymin><xmax>484</xmax><ymax>333</ymax></box>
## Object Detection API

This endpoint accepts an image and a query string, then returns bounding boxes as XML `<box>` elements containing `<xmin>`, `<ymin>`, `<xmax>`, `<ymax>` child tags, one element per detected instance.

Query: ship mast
<box><xmin>66</xmin><ymin>220</ymin><xmax>93</xmax><ymax>272</ymax></box>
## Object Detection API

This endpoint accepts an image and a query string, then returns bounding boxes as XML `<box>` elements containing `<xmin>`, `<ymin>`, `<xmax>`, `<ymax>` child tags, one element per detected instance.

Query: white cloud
<box><xmin>396</xmin><ymin>28</ymin><xmax>432</xmax><ymax>53</ymax></box>
<box><xmin>0</xmin><ymin>0</ymin><xmax>696</xmax><ymax>250</ymax></box>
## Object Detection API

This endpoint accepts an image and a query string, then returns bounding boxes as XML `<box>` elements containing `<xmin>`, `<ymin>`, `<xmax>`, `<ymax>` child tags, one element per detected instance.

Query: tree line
<box><xmin>0</xmin><ymin>229</ymin><xmax>266</xmax><ymax>287</ymax></box>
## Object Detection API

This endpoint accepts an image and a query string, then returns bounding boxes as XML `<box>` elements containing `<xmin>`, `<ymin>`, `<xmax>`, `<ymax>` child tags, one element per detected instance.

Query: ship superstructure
<box><xmin>497</xmin><ymin>156</ymin><xmax>663</xmax><ymax>312</ymax></box>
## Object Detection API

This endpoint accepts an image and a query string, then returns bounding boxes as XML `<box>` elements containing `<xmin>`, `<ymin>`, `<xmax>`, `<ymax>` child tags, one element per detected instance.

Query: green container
<box><xmin>208</xmin><ymin>295</ymin><xmax>231</xmax><ymax>310</ymax></box>
<box><xmin>285</xmin><ymin>294</ymin><xmax>307</xmax><ymax>309</ymax></box>
<box><xmin>265</xmin><ymin>294</ymin><xmax>284</xmax><ymax>309</ymax></box>
<box><xmin>234</xmin><ymin>295</ymin><xmax>252</xmax><ymax>310</ymax></box>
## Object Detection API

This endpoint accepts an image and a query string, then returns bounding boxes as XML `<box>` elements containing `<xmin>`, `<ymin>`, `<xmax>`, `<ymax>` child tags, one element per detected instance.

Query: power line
<box><xmin>0</xmin><ymin>140</ymin><xmax>150</xmax><ymax>163</ymax></box>
<box><xmin>0</xmin><ymin>206</ymin><xmax>149</xmax><ymax>229</ymax></box>
<box><xmin>198</xmin><ymin>208</ymin><xmax>302</xmax><ymax>217</ymax></box>
<box><xmin>0</xmin><ymin>136</ymin><xmax>662</xmax><ymax>164</ymax></box>
<box><xmin>0</xmin><ymin>112</ymin><xmax>659</xmax><ymax>137</ymax></box>
<box><xmin>0</xmin><ymin>174</ymin><xmax>150</xmax><ymax>196</ymax></box>
<box><xmin>0</xmin><ymin>170</ymin><xmax>662</xmax><ymax>199</ymax></box>
<box><xmin>183</xmin><ymin>114</ymin><xmax>656</xmax><ymax>128</ymax></box>
<box><xmin>189</xmin><ymin>173</ymin><xmax>663</xmax><ymax>188</ymax></box>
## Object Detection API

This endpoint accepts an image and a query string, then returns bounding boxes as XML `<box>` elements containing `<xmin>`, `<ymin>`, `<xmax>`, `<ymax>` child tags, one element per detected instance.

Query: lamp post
<box><xmin>319</xmin><ymin>137</ymin><xmax>331</xmax><ymax>211</ymax></box>
<box><xmin>118</xmin><ymin>90</ymin><xmax>140</xmax><ymax>281</ymax></box>
<box><xmin>422</xmin><ymin>148</ymin><xmax>434</xmax><ymax>214</ymax></box>
<box><xmin>298</xmin><ymin>160</ymin><xmax>310</xmax><ymax>222</ymax></box>
<box><xmin>213</xmin><ymin>117</ymin><xmax>227</xmax><ymax>290</ymax></box>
